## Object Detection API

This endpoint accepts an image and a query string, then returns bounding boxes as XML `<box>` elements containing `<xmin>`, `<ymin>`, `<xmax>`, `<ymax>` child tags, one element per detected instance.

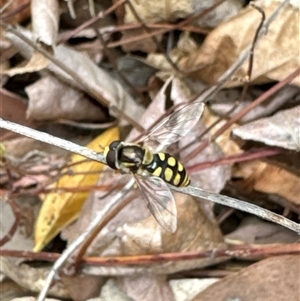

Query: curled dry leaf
<box><xmin>226</xmin><ymin>216</ymin><xmax>300</xmax><ymax>244</ymax></box>
<box><xmin>190</xmin><ymin>255</ymin><xmax>300</xmax><ymax>301</ymax></box>
<box><xmin>210</xmin><ymin>85</ymin><xmax>300</xmax><ymax>122</ymax></box>
<box><xmin>34</xmin><ymin>127</ymin><xmax>119</xmax><ymax>252</ymax></box>
<box><xmin>115</xmin><ymin>194</ymin><xmax>226</xmax><ymax>273</ymax></box>
<box><xmin>124</xmin><ymin>0</ymin><xmax>192</xmax><ymax>23</ymax></box>
<box><xmin>124</xmin><ymin>0</ymin><xmax>242</xmax><ymax>27</ymax></box>
<box><xmin>0</xmin><ymin>256</ymin><xmax>69</xmax><ymax>298</ymax></box>
<box><xmin>193</xmin><ymin>0</ymin><xmax>243</xmax><ymax>28</ymax></box>
<box><xmin>4</xmin><ymin>26</ymin><xmax>144</xmax><ymax>126</ymax></box>
<box><xmin>233</xmin><ymin>160</ymin><xmax>300</xmax><ymax>205</ymax></box>
<box><xmin>31</xmin><ymin>0</ymin><xmax>59</xmax><ymax>46</ymax></box>
<box><xmin>146</xmin><ymin>33</ymin><xmax>200</xmax><ymax>80</ymax></box>
<box><xmin>26</xmin><ymin>75</ymin><xmax>108</xmax><ymax>122</ymax></box>
<box><xmin>79</xmin><ymin>194</ymin><xmax>226</xmax><ymax>276</ymax></box>
<box><xmin>2</xmin><ymin>51</ymin><xmax>50</xmax><ymax>76</ymax></box>
<box><xmin>181</xmin><ymin>2</ymin><xmax>300</xmax><ymax>86</ymax></box>
<box><xmin>232</xmin><ymin>105</ymin><xmax>300</xmax><ymax>150</ymax></box>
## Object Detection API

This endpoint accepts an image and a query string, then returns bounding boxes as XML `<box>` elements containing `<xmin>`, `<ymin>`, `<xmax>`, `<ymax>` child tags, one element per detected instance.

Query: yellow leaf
<box><xmin>34</xmin><ymin>127</ymin><xmax>119</xmax><ymax>252</ymax></box>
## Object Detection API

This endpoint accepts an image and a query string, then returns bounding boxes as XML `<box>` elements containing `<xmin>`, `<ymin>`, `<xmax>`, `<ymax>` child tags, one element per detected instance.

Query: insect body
<box><xmin>105</xmin><ymin>141</ymin><xmax>190</xmax><ymax>187</ymax></box>
<box><xmin>104</xmin><ymin>102</ymin><xmax>205</xmax><ymax>232</ymax></box>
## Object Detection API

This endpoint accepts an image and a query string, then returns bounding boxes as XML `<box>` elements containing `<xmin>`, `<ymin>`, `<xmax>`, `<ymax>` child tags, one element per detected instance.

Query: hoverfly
<box><xmin>104</xmin><ymin>102</ymin><xmax>205</xmax><ymax>232</ymax></box>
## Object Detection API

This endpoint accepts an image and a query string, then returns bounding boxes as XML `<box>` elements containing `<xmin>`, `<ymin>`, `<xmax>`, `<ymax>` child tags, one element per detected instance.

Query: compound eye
<box><xmin>109</xmin><ymin>140</ymin><xmax>121</xmax><ymax>150</ymax></box>
<box><xmin>106</xmin><ymin>149</ymin><xmax>117</xmax><ymax>169</ymax></box>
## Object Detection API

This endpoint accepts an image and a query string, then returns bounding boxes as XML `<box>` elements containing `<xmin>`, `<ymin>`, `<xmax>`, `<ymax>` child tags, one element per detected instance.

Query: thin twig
<box><xmin>1</xmin><ymin>119</ymin><xmax>298</xmax><ymax>236</ymax></box>
<box><xmin>1</xmin><ymin>243</ymin><xmax>299</xmax><ymax>266</ymax></box>
<box><xmin>172</xmin><ymin>185</ymin><xmax>300</xmax><ymax>234</ymax></box>
<box><xmin>0</xmin><ymin>118</ymin><xmax>106</xmax><ymax>163</ymax></box>
<box><xmin>239</xmin><ymin>3</ymin><xmax>266</xmax><ymax>102</ymax></box>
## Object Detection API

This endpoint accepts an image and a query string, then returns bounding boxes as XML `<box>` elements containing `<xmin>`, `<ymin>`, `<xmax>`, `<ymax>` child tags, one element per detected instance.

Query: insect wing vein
<box><xmin>134</xmin><ymin>174</ymin><xmax>177</xmax><ymax>232</ymax></box>
<box><xmin>144</xmin><ymin>102</ymin><xmax>204</xmax><ymax>147</ymax></box>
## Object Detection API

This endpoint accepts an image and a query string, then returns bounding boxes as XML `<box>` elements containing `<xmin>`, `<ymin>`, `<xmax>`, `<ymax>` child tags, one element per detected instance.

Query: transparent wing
<box><xmin>133</xmin><ymin>174</ymin><xmax>177</xmax><ymax>233</ymax></box>
<box><xmin>143</xmin><ymin>102</ymin><xmax>205</xmax><ymax>147</ymax></box>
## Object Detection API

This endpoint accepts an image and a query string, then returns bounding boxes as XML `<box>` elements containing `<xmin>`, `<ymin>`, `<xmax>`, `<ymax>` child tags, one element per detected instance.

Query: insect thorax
<box><xmin>117</xmin><ymin>144</ymin><xmax>154</xmax><ymax>173</ymax></box>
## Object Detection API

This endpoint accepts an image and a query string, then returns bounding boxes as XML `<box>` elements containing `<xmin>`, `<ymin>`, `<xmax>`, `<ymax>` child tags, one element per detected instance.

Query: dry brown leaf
<box><xmin>95</xmin><ymin>278</ymin><xmax>134</xmax><ymax>301</ymax></box>
<box><xmin>170</xmin><ymin>278</ymin><xmax>219</xmax><ymax>301</ymax></box>
<box><xmin>232</xmin><ymin>105</ymin><xmax>300</xmax><ymax>150</ymax></box>
<box><xmin>180</xmin><ymin>107</ymin><xmax>235</xmax><ymax>195</ymax></box>
<box><xmin>124</xmin><ymin>0</ymin><xmax>192</xmax><ymax>23</ymax></box>
<box><xmin>124</xmin><ymin>0</ymin><xmax>242</xmax><ymax>27</ymax></box>
<box><xmin>2</xmin><ymin>51</ymin><xmax>50</xmax><ymax>76</ymax></box>
<box><xmin>3</xmin><ymin>137</ymin><xmax>68</xmax><ymax>159</ymax></box>
<box><xmin>10</xmin><ymin>297</ymin><xmax>61</xmax><ymax>301</ymax></box>
<box><xmin>0</xmin><ymin>197</ymin><xmax>37</xmax><ymax>252</ymax></box>
<box><xmin>203</xmin><ymin>107</ymin><xmax>241</xmax><ymax>157</ymax></box>
<box><xmin>60</xmin><ymin>274</ymin><xmax>105</xmax><ymax>301</ymax></box>
<box><xmin>0</xmin><ymin>256</ymin><xmax>69</xmax><ymax>298</ymax></box>
<box><xmin>115</xmin><ymin>275</ymin><xmax>175</xmax><ymax>301</ymax></box>
<box><xmin>0</xmin><ymin>0</ymin><xmax>31</xmax><ymax>24</ymax></box>
<box><xmin>0</xmin><ymin>88</ymin><xmax>36</xmax><ymax>138</ymax></box>
<box><xmin>211</xmin><ymin>85</ymin><xmax>300</xmax><ymax>123</ymax></box>
<box><xmin>226</xmin><ymin>216</ymin><xmax>300</xmax><ymax>244</ymax></box>
<box><xmin>4</xmin><ymin>26</ymin><xmax>144</xmax><ymax>126</ymax></box>
<box><xmin>121</xmin><ymin>28</ymin><xmax>162</xmax><ymax>53</ymax></box>
<box><xmin>180</xmin><ymin>123</ymin><xmax>232</xmax><ymax>193</ymax></box>
<box><xmin>31</xmin><ymin>0</ymin><xmax>59</xmax><ymax>46</ymax></box>
<box><xmin>193</xmin><ymin>0</ymin><xmax>243</xmax><ymax>28</ymax></box>
<box><xmin>77</xmin><ymin>193</ymin><xmax>226</xmax><ymax>276</ymax></box>
<box><xmin>233</xmin><ymin>160</ymin><xmax>300</xmax><ymax>205</ymax></box>
<box><xmin>34</xmin><ymin>127</ymin><xmax>119</xmax><ymax>252</ymax></box>
<box><xmin>0</xmin><ymin>197</ymin><xmax>71</xmax><ymax>297</ymax></box>
<box><xmin>181</xmin><ymin>2</ymin><xmax>300</xmax><ymax>86</ymax></box>
<box><xmin>26</xmin><ymin>75</ymin><xmax>108</xmax><ymax>122</ymax></box>
<box><xmin>0</xmin><ymin>278</ymin><xmax>29</xmax><ymax>301</ymax></box>
<box><xmin>146</xmin><ymin>33</ymin><xmax>200</xmax><ymax>79</ymax></box>
<box><xmin>190</xmin><ymin>255</ymin><xmax>300</xmax><ymax>301</ymax></box>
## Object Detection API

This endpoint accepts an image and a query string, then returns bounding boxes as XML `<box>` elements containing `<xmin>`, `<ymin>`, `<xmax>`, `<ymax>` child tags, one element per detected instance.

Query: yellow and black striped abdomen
<box><xmin>144</xmin><ymin>152</ymin><xmax>190</xmax><ymax>187</ymax></box>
